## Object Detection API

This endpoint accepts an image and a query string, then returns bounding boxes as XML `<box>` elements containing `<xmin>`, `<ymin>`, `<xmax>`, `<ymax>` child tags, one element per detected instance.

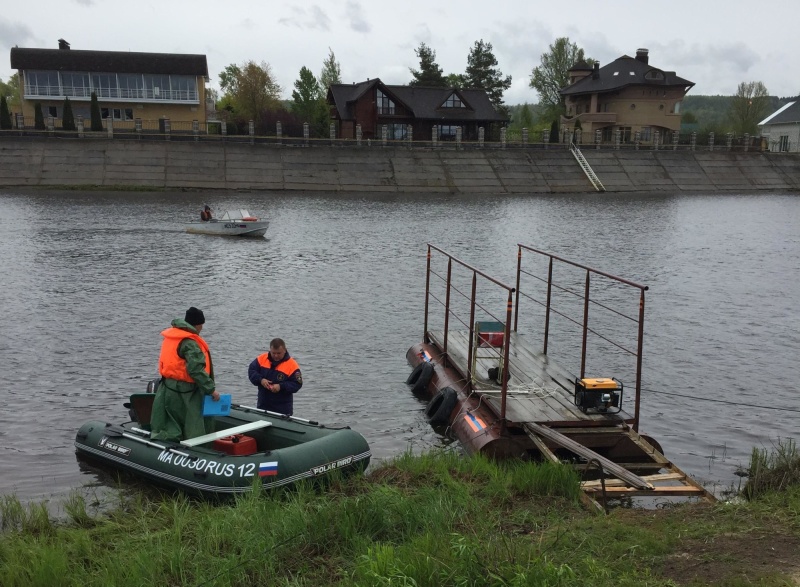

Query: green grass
<box><xmin>1</xmin><ymin>449</ymin><xmax>799</xmax><ymax>586</ymax></box>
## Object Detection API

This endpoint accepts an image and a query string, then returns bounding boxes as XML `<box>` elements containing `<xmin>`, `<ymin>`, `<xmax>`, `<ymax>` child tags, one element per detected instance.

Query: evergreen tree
<box><xmin>34</xmin><ymin>103</ymin><xmax>45</xmax><ymax>130</ymax></box>
<box><xmin>519</xmin><ymin>103</ymin><xmax>533</xmax><ymax>129</ymax></box>
<box><xmin>90</xmin><ymin>92</ymin><xmax>103</xmax><ymax>131</ymax></box>
<box><xmin>463</xmin><ymin>39</ymin><xmax>511</xmax><ymax>109</ymax></box>
<box><xmin>0</xmin><ymin>96</ymin><xmax>11</xmax><ymax>130</ymax></box>
<box><xmin>62</xmin><ymin>97</ymin><xmax>76</xmax><ymax>131</ymax></box>
<box><xmin>291</xmin><ymin>66</ymin><xmax>329</xmax><ymax>137</ymax></box>
<box><xmin>549</xmin><ymin>120</ymin><xmax>559</xmax><ymax>143</ymax></box>
<box><xmin>319</xmin><ymin>48</ymin><xmax>342</xmax><ymax>91</ymax></box>
<box><xmin>409</xmin><ymin>42</ymin><xmax>447</xmax><ymax>87</ymax></box>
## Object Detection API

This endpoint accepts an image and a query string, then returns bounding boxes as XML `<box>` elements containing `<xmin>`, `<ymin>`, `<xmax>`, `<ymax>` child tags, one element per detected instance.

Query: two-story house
<box><xmin>560</xmin><ymin>48</ymin><xmax>694</xmax><ymax>144</ymax></box>
<box><xmin>9</xmin><ymin>39</ymin><xmax>209</xmax><ymax>129</ymax></box>
<box><xmin>327</xmin><ymin>78</ymin><xmax>508</xmax><ymax>141</ymax></box>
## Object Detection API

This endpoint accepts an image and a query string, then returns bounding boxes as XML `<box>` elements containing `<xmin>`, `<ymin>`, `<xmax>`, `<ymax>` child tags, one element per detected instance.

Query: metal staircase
<box><xmin>570</xmin><ymin>141</ymin><xmax>605</xmax><ymax>192</ymax></box>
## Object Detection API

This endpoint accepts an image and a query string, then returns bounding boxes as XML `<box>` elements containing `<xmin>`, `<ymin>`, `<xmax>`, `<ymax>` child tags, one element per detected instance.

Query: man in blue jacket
<box><xmin>248</xmin><ymin>338</ymin><xmax>302</xmax><ymax>416</ymax></box>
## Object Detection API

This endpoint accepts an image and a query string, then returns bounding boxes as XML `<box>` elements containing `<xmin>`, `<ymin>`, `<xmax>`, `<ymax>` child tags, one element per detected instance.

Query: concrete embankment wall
<box><xmin>1</xmin><ymin>138</ymin><xmax>799</xmax><ymax>193</ymax></box>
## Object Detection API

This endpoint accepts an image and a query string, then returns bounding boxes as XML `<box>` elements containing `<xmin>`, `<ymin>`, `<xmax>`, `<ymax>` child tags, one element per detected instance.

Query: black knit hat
<box><xmin>185</xmin><ymin>307</ymin><xmax>205</xmax><ymax>326</ymax></box>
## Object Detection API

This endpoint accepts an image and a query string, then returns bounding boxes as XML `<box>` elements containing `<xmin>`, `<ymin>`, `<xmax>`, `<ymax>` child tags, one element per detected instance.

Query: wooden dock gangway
<box><xmin>417</xmin><ymin>244</ymin><xmax>716</xmax><ymax>510</ymax></box>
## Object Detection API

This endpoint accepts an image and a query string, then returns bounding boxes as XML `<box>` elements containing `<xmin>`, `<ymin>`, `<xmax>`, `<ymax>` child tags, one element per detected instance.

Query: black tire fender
<box><xmin>406</xmin><ymin>361</ymin><xmax>434</xmax><ymax>394</ymax></box>
<box><xmin>425</xmin><ymin>387</ymin><xmax>458</xmax><ymax>425</ymax></box>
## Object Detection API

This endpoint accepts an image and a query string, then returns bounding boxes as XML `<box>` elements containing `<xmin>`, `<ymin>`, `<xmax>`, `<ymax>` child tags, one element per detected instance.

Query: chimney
<box><xmin>58</xmin><ymin>38</ymin><xmax>71</xmax><ymax>50</ymax></box>
<box><xmin>592</xmin><ymin>62</ymin><xmax>600</xmax><ymax>80</ymax></box>
<box><xmin>635</xmin><ymin>48</ymin><xmax>649</xmax><ymax>64</ymax></box>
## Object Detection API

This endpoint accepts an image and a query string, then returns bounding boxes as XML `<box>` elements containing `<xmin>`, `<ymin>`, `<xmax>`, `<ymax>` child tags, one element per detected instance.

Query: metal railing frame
<box><xmin>514</xmin><ymin>244</ymin><xmax>648</xmax><ymax>431</ymax></box>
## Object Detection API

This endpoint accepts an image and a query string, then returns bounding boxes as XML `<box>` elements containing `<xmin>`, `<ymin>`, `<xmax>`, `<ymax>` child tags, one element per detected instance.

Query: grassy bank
<box><xmin>1</xmin><ymin>449</ymin><xmax>799</xmax><ymax>586</ymax></box>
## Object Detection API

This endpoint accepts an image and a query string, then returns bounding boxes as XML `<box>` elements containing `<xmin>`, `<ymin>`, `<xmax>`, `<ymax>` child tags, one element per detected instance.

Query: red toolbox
<box><xmin>213</xmin><ymin>434</ymin><xmax>257</xmax><ymax>456</ymax></box>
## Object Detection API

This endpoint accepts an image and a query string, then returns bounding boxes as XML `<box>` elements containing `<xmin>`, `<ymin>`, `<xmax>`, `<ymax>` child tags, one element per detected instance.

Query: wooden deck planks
<box><xmin>427</xmin><ymin>329</ymin><xmax>632</xmax><ymax>425</ymax></box>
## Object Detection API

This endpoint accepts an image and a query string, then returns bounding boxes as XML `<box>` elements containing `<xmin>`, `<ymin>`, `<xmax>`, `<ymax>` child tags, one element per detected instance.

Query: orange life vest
<box><xmin>158</xmin><ymin>327</ymin><xmax>211</xmax><ymax>382</ymax></box>
<box><xmin>256</xmin><ymin>353</ymin><xmax>300</xmax><ymax>378</ymax></box>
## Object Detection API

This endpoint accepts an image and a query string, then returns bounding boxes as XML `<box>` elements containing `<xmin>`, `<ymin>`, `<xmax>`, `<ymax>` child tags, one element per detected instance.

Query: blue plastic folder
<box><xmin>202</xmin><ymin>394</ymin><xmax>232</xmax><ymax>417</ymax></box>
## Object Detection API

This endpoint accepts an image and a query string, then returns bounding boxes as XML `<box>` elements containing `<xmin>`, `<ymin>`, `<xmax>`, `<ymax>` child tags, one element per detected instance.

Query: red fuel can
<box><xmin>213</xmin><ymin>434</ymin><xmax>257</xmax><ymax>456</ymax></box>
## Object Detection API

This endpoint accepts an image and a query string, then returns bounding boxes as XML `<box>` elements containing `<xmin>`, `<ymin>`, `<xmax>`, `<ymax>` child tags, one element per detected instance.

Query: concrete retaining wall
<box><xmin>1</xmin><ymin>138</ymin><xmax>799</xmax><ymax>193</ymax></box>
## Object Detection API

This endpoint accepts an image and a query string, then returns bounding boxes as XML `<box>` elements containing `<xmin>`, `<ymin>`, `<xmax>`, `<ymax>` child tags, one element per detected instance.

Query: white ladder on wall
<box><xmin>570</xmin><ymin>141</ymin><xmax>605</xmax><ymax>192</ymax></box>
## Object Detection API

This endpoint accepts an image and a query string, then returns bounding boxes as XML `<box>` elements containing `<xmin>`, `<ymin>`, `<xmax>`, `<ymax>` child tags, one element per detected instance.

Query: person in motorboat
<box><xmin>150</xmin><ymin>307</ymin><xmax>221</xmax><ymax>442</ymax></box>
<box><xmin>200</xmin><ymin>205</ymin><xmax>213</xmax><ymax>221</ymax></box>
<box><xmin>248</xmin><ymin>338</ymin><xmax>303</xmax><ymax>416</ymax></box>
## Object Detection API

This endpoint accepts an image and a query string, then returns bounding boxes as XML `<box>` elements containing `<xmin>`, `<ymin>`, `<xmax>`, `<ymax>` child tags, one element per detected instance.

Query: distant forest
<box><xmin>506</xmin><ymin>94</ymin><xmax>799</xmax><ymax>135</ymax></box>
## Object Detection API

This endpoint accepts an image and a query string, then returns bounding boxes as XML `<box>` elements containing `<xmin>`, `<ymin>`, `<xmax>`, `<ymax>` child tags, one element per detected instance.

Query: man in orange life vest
<box><xmin>248</xmin><ymin>338</ymin><xmax>302</xmax><ymax>416</ymax></box>
<box><xmin>150</xmin><ymin>307</ymin><xmax>221</xmax><ymax>441</ymax></box>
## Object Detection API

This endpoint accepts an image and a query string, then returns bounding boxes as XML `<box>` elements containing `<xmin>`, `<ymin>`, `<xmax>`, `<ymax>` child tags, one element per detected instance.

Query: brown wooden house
<box><xmin>327</xmin><ymin>78</ymin><xmax>508</xmax><ymax>141</ymax></box>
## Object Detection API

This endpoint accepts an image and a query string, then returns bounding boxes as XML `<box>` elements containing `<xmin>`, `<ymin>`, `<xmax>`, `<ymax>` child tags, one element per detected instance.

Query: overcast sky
<box><xmin>1</xmin><ymin>0</ymin><xmax>798</xmax><ymax>104</ymax></box>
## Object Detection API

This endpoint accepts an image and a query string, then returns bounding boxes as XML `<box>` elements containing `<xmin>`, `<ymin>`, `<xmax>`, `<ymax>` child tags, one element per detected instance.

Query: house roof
<box><xmin>758</xmin><ymin>101</ymin><xmax>799</xmax><ymax>126</ymax></box>
<box><xmin>10</xmin><ymin>47</ymin><xmax>209</xmax><ymax>76</ymax></box>
<box><xmin>560</xmin><ymin>54</ymin><xmax>693</xmax><ymax>97</ymax></box>
<box><xmin>328</xmin><ymin>78</ymin><xmax>507</xmax><ymax>122</ymax></box>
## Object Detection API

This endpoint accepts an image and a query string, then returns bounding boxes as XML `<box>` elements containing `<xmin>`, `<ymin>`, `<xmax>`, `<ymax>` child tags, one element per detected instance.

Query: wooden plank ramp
<box><xmin>524</xmin><ymin>422</ymin><xmax>715</xmax><ymax>510</ymax></box>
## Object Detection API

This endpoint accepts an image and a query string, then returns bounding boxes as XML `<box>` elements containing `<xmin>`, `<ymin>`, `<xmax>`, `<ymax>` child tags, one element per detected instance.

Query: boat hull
<box><xmin>75</xmin><ymin>406</ymin><xmax>371</xmax><ymax>497</ymax></box>
<box><xmin>186</xmin><ymin>220</ymin><xmax>269</xmax><ymax>237</ymax></box>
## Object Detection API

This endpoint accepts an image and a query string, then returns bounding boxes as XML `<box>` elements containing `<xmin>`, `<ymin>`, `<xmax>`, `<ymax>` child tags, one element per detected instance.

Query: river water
<box><xmin>0</xmin><ymin>189</ymin><xmax>797</xmax><ymax>504</ymax></box>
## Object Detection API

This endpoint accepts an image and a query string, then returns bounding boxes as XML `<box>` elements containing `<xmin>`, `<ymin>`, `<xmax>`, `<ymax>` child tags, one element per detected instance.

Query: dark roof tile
<box><xmin>10</xmin><ymin>48</ymin><xmax>208</xmax><ymax>76</ymax></box>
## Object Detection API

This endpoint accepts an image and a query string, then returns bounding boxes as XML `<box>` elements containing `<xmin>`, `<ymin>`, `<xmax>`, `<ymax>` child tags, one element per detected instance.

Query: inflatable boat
<box><xmin>75</xmin><ymin>393</ymin><xmax>371</xmax><ymax>497</ymax></box>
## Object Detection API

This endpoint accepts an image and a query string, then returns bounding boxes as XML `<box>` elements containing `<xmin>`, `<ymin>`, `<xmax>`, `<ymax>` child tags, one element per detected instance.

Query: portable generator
<box><xmin>574</xmin><ymin>377</ymin><xmax>623</xmax><ymax>414</ymax></box>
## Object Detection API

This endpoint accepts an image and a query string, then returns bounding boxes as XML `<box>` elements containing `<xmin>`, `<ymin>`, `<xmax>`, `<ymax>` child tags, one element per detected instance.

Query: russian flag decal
<box><xmin>259</xmin><ymin>461</ymin><xmax>278</xmax><ymax>477</ymax></box>
<box><xmin>464</xmin><ymin>413</ymin><xmax>487</xmax><ymax>432</ymax></box>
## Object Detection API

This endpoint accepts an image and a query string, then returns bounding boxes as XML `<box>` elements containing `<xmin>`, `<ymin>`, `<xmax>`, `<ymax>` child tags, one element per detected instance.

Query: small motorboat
<box><xmin>186</xmin><ymin>209</ymin><xmax>269</xmax><ymax>238</ymax></box>
<box><xmin>75</xmin><ymin>391</ymin><xmax>371</xmax><ymax>497</ymax></box>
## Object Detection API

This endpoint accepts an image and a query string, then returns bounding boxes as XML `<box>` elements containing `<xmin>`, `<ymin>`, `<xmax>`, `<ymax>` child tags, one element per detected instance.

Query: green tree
<box><xmin>90</xmin><ymin>92</ymin><xmax>103</xmax><ymax>131</ymax></box>
<box><xmin>34</xmin><ymin>103</ymin><xmax>45</xmax><ymax>130</ymax></box>
<box><xmin>319</xmin><ymin>48</ymin><xmax>341</xmax><ymax>91</ymax></box>
<box><xmin>62</xmin><ymin>97</ymin><xmax>76</xmax><ymax>131</ymax></box>
<box><xmin>463</xmin><ymin>39</ymin><xmax>511</xmax><ymax>109</ymax></box>
<box><xmin>219</xmin><ymin>61</ymin><xmax>282</xmax><ymax>124</ymax></box>
<box><xmin>729</xmin><ymin>81</ymin><xmax>771</xmax><ymax>135</ymax></box>
<box><xmin>549</xmin><ymin>119</ymin><xmax>559</xmax><ymax>143</ymax></box>
<box><xmin>0</xmin><ymin>96</ymin><xmax>11</xmax><ymax>130</ymax></box>
<box><xmin>0</xmin><ymin>74</ymin><xmax>21</xmax><ymax>112</ymax></box>
<box><xmin>409</xmin><ymin>42</ymin><xmax>447</xmax><ymax>87</ymax></box>
<box><xmin>445</xmin><ymin>73</ymin><xmax>466</xmax><ymax>89</ymax></box>
<box><xmin>682</xmin><ymin>111</ymin><xmax>698</xmax><ymax>124</ymax></box>
<box><xmin>291</xmin><ymin>66</ymin><xmax>328</xmax><ymax>137</ymax></box>
<box><xmin>529</xmin><ymin>37</ymin><xmax>593</xmax><ymax>118</ymax></box>
<box><xmin>519</xmin><ymin>103</ymin><xmax>533</xmax><ymax>129</ymax></box>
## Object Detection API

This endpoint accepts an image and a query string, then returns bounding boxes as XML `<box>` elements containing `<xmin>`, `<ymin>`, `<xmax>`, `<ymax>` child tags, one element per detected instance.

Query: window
<box><xmin>124</xmin><ymin>108</ymin><xmax>134</xmax><ymax>120</ymax></box>
<box><xmin>619</xmin><ymin>126</ymin><xmax>632</xmax><ymax>143</ymax></box>
<box><xmin>645</xmin><ymin>70</ymin><xmax>665</xmax><ymax>80</ymax></box>
<box><xmin>48</xmin><ymin>106</ymin><xmax>57</xmax><ymax>118</ymax></box>
<box><xmin>25</xmin><ymin>71</ymin><xmax>59</xmax><ymax>96</ymax></box>
<box><xmin>385</xmin><ymin>123</ymin><xmax>407</xmax><ymax>140</ymax></box>
<box><xmin>438</xmin><ymin>125</ymin><xmax>460</xmax><ymax>140</ymax></box>
<box><xmin>641</xmin><ymin>127</ymin><xmax>652</xmax><ymax>141</ymax></box>
<box><xmin>101</xmin><ymin>108</ymin><xmax>110</xmax><ymax>119</ymax></box>
<box><xmin>442</xmin><ymin>93</ymin><xmax>464</xmax><ymax>108</ymax></box>
<box><xmin>118</xmin><ymin>74</ymin><xmax>144</xmax><ymax>99</ymax></box>
<box><xmin>61</xmin><ymin>72</ymin><xmax>90</xmax><ymax>97</ymax></box>
<box><xmin>376</xmin><ymin>89</ymin><xmax>395</xmax><ymax>115</ymax></box>
<box><xmin>779</xmin><ymin>135</ymin><xmax>789</xmax><ymax>152</ymax></box>
<box><xmin>91</xmin><ymin>73</ymin><xmax>118</xmax><ymax>98</ymax></box>
<box><xmin>674</xmin><ymin>102</ymin><xmax>681</xmax><ymax>114</ymax></box>
<box><xmin>144</xmin><ymin>75</ymin><xmax>170</xmax><ymax>99</ymax></box>
<box><xmin>170</xmin><ymin>75</ymin><xmax>197</xmax><ymax>100</ymax></box>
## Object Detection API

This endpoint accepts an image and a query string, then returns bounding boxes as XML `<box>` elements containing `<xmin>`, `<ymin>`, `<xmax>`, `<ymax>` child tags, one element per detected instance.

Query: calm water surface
<box><xmin>0</xmin><ymin>189</ymin><xmax>797</xmax><ymax>504</ymax></box>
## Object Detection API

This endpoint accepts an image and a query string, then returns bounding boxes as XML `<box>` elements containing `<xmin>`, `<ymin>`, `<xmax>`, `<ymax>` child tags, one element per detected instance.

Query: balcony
<box><xmin>23</xmin><ymin>85</ymin><xmax>199</xmax><ymax>104</ymax></box>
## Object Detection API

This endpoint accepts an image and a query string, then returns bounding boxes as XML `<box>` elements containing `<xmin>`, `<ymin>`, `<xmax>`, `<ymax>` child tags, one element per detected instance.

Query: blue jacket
<box><xmin>248</xmin><ymin>352</ymin><xmax>302</xmax><ymax>415</ymax></box>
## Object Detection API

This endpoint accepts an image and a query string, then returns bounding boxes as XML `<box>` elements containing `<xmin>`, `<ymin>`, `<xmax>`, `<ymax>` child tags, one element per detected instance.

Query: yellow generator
<box><xmin>574</xmin><ymin>377</ymin><xmax>623</xmax><ymax>414</ymax></box>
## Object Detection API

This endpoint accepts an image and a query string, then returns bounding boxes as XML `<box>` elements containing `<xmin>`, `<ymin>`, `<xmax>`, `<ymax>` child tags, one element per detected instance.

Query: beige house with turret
<box><xmin>560</xmin><ymin>49</ymin><xmax>694</xmax><ymax>144</ymax></box>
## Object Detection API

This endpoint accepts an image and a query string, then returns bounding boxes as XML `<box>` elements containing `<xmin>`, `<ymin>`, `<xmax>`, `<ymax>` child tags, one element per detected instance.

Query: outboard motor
<box><xmin>146</xmin><ymin>377</ymin><xmax>162</xmax><ymax>393</ymax></box>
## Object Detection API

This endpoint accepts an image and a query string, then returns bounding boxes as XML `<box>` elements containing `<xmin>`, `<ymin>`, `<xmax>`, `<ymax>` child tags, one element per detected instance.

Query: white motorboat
<box><xmin>186</xmin><ymin>209</ymin><xmax>269</xmax><ymax>238</ymax></box>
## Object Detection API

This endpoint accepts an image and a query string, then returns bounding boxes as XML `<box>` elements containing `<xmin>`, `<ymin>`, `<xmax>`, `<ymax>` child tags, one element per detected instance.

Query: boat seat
<box><xmin>180</xmin><ymin>421</ymin><xmax>272</xmax><ymax>447</ymax></box>
<box><xmin>128</xmin><ymin>393</ymin><xmax>156</xmax><ymax>430</ymax></box>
